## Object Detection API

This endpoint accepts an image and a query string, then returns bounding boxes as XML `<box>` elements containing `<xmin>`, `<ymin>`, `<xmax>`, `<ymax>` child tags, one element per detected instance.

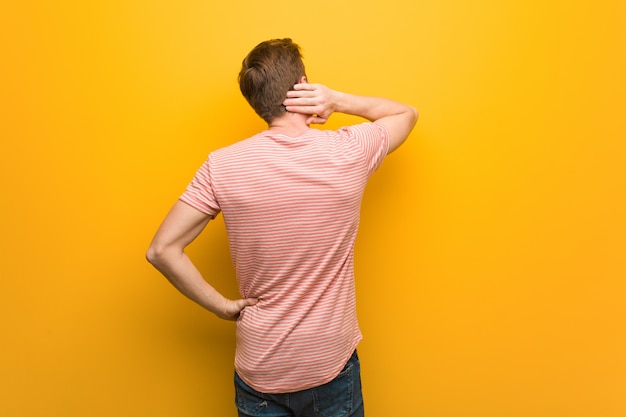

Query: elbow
<box><xmin>146</xmin><ymin>243</ymin><xmax>166</xmax><ymax>268</ymax></box>
<box><xmin>146</xmin><ymin>241</ymin><xmax>183</xmax><ymax>271</ymax></box>
<box><xmin>145</xmin><ymin>246</ymin><xmax>157</xmax><ymax>266</ymax></box>
<box><xmin>409</xmin><ymin>105</ymin><xmax>419</xmax><ymax>126</ymax></box>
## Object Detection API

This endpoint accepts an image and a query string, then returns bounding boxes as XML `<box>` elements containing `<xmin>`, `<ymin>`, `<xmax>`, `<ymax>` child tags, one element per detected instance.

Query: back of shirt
<box><xmin>180</xmin><ymin>122</ymin><xmax>389</xmax><ymax>393</ymax></box>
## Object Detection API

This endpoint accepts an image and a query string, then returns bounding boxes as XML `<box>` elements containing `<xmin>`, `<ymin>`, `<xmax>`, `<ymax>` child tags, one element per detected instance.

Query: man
<box><xmin>147</xmin><ymin>38</ymin><xmax>417</xmax><ymax>417</ymax></box>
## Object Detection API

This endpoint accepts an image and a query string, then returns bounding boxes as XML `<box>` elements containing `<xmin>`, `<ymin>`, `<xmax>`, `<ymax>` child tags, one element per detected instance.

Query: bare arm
<box><xmin>146</xmin><ymin>200</ymin><xmax>257</xmax><ymax>320</ymax></box>
<box><xmin>283</xmin><ymin>83</ymin><xmax>418</xmax><ymax>153</ymax></box>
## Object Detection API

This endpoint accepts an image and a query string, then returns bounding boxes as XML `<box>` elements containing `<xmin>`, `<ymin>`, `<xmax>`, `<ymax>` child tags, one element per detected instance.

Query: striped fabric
<box><xmin>180</xmin><ymin>122</ymin><xmax>389</xmax><ymax>393</ymax></box>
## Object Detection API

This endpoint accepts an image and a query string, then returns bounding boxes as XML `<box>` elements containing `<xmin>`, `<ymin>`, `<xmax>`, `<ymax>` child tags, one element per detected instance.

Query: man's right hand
<box><xmin>218</xmin><ymin>297</ymin><xmax>259</xmax><ymax>321</ymax></box>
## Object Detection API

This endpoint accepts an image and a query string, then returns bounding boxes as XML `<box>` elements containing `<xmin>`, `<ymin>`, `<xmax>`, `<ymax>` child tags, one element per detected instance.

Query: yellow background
<box><xmin>1</xmin><ymin>1</ymin><xmax>625</xmax><ymax>416</ymax></box>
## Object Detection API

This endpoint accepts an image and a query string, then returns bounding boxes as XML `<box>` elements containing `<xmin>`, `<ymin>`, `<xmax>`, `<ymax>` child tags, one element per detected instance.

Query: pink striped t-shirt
<box><xmin>180</xmin><ymin>122</ymin><xmax>389</xmax><ymax>393</ymax></box>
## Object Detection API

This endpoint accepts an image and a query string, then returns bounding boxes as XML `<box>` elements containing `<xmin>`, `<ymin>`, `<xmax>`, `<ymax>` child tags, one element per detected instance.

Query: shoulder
<box><xmin>337</xmin><ymin>122</ymin><xmax>389</xmax><ymax>138</ymax></box>
<box><xmin>334</xmin><ymin>122</ymin><xmax>390</xmax><ymax>151</ymax></box>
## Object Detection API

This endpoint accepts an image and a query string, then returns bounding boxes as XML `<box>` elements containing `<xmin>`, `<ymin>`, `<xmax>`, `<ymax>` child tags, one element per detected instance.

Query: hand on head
<box><xmin>283</xmin><ymin>83</ymin><xmax>336</xmax><ymax>125</ymax></box>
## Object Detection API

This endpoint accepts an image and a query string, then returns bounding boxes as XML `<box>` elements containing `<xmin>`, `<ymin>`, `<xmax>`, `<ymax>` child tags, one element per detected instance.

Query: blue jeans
<box><xmin>234</xmin><ymin>350</ymin><xmax>364</xmax><ymax>417</ymax></box>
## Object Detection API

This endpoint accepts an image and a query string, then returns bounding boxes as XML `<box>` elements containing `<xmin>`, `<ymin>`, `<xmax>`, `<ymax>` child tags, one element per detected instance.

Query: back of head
<box><xmin>238</xmin><ymin>38</ymin><xmax>306</xmax><ymax>124</ymax></box>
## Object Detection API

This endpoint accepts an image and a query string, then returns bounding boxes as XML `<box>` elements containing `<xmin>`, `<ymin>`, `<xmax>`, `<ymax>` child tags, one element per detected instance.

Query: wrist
<box><xmin>331</xmin><ymin>90</ymin><xmax>348</xmax><ymax>114</ymax></box>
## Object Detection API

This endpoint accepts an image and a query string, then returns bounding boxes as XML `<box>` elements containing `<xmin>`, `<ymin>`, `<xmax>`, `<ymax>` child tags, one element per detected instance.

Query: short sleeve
<box><xmin>339</xmin><ymin>122</ymin><xmax>390</xmax><ymax>176</ymax></box>
<box><xmin>179</xmin><ymin>155</ymin><xmax>221</xmax><ymax>218</ymax></box>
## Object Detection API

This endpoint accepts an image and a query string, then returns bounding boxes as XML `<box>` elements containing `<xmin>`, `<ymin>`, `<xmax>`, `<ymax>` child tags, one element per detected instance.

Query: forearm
<box><xmin>147</xmin><ymin>247</ymin><xmax>229</xmax><ymax>317</ymax></box>
<box><xmin>331</xmin><ymin>90</ymin><xmax>414</xmax><ymax>122</ymax></box>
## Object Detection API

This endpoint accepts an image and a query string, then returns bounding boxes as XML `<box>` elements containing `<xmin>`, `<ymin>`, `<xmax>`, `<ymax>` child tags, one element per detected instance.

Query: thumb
<box><xmin>241</xmin><ymin>297</ymin><xmax>258</xmax><ymax>308</ymax></box>
<box><xmin>237</xmin><ymin>297</ymin><xmax>259</xmax><ymax>311</ymax></box>
<box><xmin>306</xmin><ymin>115</ymin><xmax>328</xmax><ymax>125</ymax></box>
<box><xmin>220</xmin><ymin>298</ymin><xmax>258</xmax><ymax>321</ymax></box>
<box><xmin>234</xmin><ymin>297</ymin><xmax>258</xmax><ymax>317</ymax></box>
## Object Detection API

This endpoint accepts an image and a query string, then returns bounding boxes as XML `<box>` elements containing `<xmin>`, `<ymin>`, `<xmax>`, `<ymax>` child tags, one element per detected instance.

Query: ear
<box><xmin>299</xmin><ymin>75</ymin><xmax>308</xmax><ymax>84</ymax></box>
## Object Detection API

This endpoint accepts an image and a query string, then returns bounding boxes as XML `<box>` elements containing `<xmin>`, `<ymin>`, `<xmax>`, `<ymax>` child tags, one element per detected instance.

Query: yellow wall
<box><xmin>1</xmin><ymin>1</ymin><xmax>624</xmax><ymax>416</ymax></box>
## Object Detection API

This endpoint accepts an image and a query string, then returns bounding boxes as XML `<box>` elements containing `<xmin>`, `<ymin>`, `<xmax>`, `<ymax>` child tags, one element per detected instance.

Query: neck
<box><xmin>268</xmin><ymin>112</ymin><xmax>310</xmax><ymax>137</ymax></box>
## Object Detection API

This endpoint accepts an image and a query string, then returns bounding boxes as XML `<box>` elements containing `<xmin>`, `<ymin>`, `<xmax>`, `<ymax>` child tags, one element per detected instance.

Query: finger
<box><xmin>234</xmin><ymin>299</ymin><xmax>251</xmax><ymax>310</ymax></box>
<box><xmin>283</xmin><ymin>97</ymin><xmax>319</xmax><ymax>107</ymax></box>
<box><xmin>244</xmin><ymin>297</ymin><xmax>258</xmax><ymax>307</ymax></box>
<box><xmin>285</xmin><ymin>89</ymin><xmax>317</xmax><ymax>99</ymax></box>
<box><xmin>286</xmin><ymin>84</ymin><xmax>317</xmax><ymax>97</ymax></box>
<box><xmin>306</xmin><ymin>115</ymin><xmax>328</xmax><ymax>125</ymax></box>
<box><xmin>229</xmin><ymin>298</ymin><xmax>257</xmax><ymax>319</ymax></box>
<box><xmin>284</xmin><ymin>105</ymin><xmax>321</xmax><ymax>115</ymax></box>
<box><xmin>292</xmin><ymin>82</ymin><xmax>315</xmax><ymax>91</ymax></box>
<box><xmin>234</xmin><ymin>297</ymin><xmax>258</xmax><ymax>312</ymax></box>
